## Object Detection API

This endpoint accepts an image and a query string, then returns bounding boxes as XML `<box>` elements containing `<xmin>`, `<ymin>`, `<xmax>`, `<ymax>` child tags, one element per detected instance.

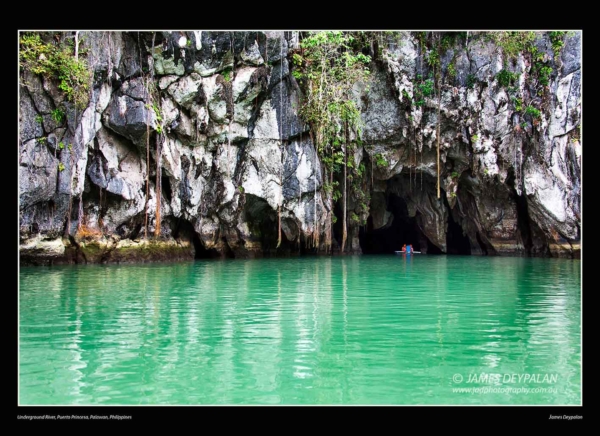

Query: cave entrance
<box><xmin>171</xmin><ymin>218</ymin><xmax>220</xmax><ymax>259</ymax></box>
<box><xmin>507</xmin><ymin>168</ymin><xmax>533</xmax><ymax>255</ymax></box>
<box><xmin>359</xmin><ymin>193</ymin><xmax>430</xmax><ymax>254</ymax></box>
<box><xmin>244</xmin><ymin>194</ymin><xmax>296</xmax><ymax>256</ymax></box>
<box><xmin>446</xmin><ymin>206</ymin><xmax>471</xmax><ymax>255</ymax></box>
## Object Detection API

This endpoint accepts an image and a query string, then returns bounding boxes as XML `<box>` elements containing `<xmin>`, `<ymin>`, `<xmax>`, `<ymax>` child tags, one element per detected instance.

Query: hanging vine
<box><xmin>292</xmin><ymin>31</ymin><xmax>371</xmax><ymax>253</ymax></box>
<box><xmin>140</xmin><ymin>32</ymin><xmax>153</xmax><ymax>239</ymax></box>
<box><xmin>139</xmin><ymin>33</ymin><xmax>164</xmax><ymax>238</ymax></box>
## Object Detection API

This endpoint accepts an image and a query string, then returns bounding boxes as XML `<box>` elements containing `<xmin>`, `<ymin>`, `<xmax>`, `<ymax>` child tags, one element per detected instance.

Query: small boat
<box><xmin>395</xmin><ymin>251</ymin><xmax>422</xmax><ymax>254</ymax></box>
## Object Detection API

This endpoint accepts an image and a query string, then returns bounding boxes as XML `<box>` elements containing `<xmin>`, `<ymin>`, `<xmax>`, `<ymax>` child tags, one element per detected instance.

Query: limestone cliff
<box><xmin>19</xmin><ymin>31</ymin><xmax>581</xmax><ymax>264</ymax></box>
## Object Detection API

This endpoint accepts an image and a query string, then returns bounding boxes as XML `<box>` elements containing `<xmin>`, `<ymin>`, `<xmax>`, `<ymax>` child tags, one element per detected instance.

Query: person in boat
<box><xmin>406</xmin><ymin>244</ymin><xmax>412</xmax><ymax>254</ymax></box>
<box><xmin>401</xmin><ymin>244</ymin><xmax>407</xmax><ymax>253</ymax></box>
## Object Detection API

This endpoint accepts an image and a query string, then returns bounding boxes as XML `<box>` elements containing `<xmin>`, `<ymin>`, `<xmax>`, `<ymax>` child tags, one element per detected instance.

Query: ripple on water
<box><xmin>19</xmin><ymin>256</ymin><xmax>581</xmax><ymax>405</ymax></box>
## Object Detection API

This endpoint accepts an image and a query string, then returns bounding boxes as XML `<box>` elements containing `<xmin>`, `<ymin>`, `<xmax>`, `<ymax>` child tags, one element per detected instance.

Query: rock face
<box><xmin>19</xmin><ymin>31</ymin><xmax>581</xmax><ymax>264</ymax></box>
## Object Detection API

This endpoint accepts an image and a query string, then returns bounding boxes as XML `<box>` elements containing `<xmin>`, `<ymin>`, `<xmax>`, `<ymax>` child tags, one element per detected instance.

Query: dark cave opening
<box><xmin>129</xmin><ymin>223</ymin><xmax>142</xmax><ymax>240</ymax></box>
<box><xmin>359</xmin><ymin>193</ymin><xmax>431</xmax><ymax>254</ymax></box>
<box><xmin>507</xmin><ymin>169</ymin><xmax>532</xmax><ymax>254</ymax></box>
<box><xmin>171</xmin><ymin>218</ymin><xmax>220</xmax><ymax>259</ymax></box>
<box><xmin>332</xmin><ymin>199</ymin><xmax>344</xmax><ymax>252</ymax></box>
<box><xmin>243</xmin><ymin>194</ymin><xmax>296</xmax><ymax>256</ymax></box>
<box><xmin>445</xmin><ymin>199</ymin><xmax>472</xmax><ymax>255</ymax></box>
<box><xmin>297</xmin><ymin>233</ymin><xmax>310</xmax><ymax>255</ymax></box>
<box><xmin>162</xmin><ymin>168</ymin><xmax>172</xmax><ymax>204</ymax></box>
<box><xmin>221</xmin><ymin>237</ymin><xmax>236</xmax><ymax>259</ymax></box>
<box><xmin>514</xmin><ymin>192</ymin><xmax>533</xmax><ymax>254</ymax></box>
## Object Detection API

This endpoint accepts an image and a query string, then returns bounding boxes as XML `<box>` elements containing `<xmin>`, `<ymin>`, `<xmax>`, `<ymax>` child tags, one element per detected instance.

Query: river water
<box><xmin>19</xmin><ymin>255</ymin><xmax>581</xmax><ymax>405</ymax></box>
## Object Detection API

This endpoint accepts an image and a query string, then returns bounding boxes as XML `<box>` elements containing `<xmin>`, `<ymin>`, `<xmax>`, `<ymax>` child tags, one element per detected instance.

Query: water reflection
<box><xmin>20</xmin><ymin>257</ymin><xmax>581</xmax><ymax>405</ymax></box>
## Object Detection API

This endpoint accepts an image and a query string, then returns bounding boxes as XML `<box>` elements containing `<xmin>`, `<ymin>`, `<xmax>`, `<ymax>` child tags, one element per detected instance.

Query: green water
<box><xmin>19</xmin><ymin>256</ymin><xmax>581</xmax><ymax>405</ymax></box>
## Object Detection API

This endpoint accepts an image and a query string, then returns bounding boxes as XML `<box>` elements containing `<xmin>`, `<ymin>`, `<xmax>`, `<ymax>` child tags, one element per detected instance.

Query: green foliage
<box><xmin>451</xmin><ymin>171</ymin><xmax>459</xmax><ymax>179</ymax></box>
<box><xmin>58</xmin><ymin>162</ymin><xmax>65</xmax><ymax>172</ymax></box>
<box><xmin>489</xmin><ymin>31</ymin><xmax>537</xmax><ymax>60</ymax></box>
<box><xmin>549</xmin><ymin>31</ymin><xmax>567</xmax><ymax>58</ymax></box>
<box><xmin>222</xmin><ymin>69</ymin><xmax>232</xmax><ymax>82</ymax></box>
<box><xmin>512</xmin><ymin>96</ymin><xmax>523</xmax><ymax>112</ymax></box>
<box><xmin>414</xmin><ymin>74</ymin><xmax>435</xmax><ymax>106</ymax></box>
<box><xmin>186</xmin><ymin>39</ymin><xmax>192</xmax><ymax>47</ymax></box>
<box><xmin>51</xmin><ymin>107</ymin><xmax>65</xmax><ymax>124</ymax></box>
<box><xmin>447</xmin><ymin>61</ymin><xmax>457</xmax><ymax>78</ymax></box>
<box><xmin>374</xmin><ymin>153</ymin><xmax>388</xmax><ymax>168</ymax></box>
<box><xmin>426</xmin><ymin>49</ymin><xmax>440</xmax><ymax>68</ymax></box>
<box><xmin>146</xmin><ymin>102</ymin><xmax>164</xmax><ymax>134</ymax></box>
<box><xmin>238</xmin><ymin>186</ymin><xmax>244</xmax><ymax>193</ymax></box>
<box><xmin>418</xmin><ymin>78</ymin><xmax>435</xmax><ymax>97</ymax></box>
<box><xmin>471</xmin><ymin>134</ymin><xmax>479</xmax><ymax>142</ymax></box>
<box><xmin>38</xmin><ymin>136</ymin><xmax>47</xmax><ymax>144</ymax></box>
<box><xmin>151</xmin><ymin>103</ymin><xmax>162</xmax><ymax>121</ymax></box>
<box><xmin>19</xmin><ymin>32</ymin><xmax>91</xmax><ymax>109</ymax></box>
<box><xmin>524</xmin><ymin>105</ymin><xmax>541</xmax><ymax>119</ymax></box>
<box><xmin>534</xmin><ymin>62</ymin><xmax>553</xmax><ymax>86</ymax></box>
<box><xmin>466</xmin><ymin>74</ymin><xmax>476</xmax><ymax>89</ymax></box>
<box><xmin>440</xmin><ymin>34</ymin><xmax>454</xmax><ymax>51</ymax></box>
<box><xmin>332</xmin><ymin>189</ymin><xmax>342</xmax><ymax>202</ymax></box>
<box><xmin>496</xmin><ymin>69</ymin><xmax>520</xmax><ymax>88</ymax></box>
<box><xmin>292</xmin><ymin>52</ymin><xmax>303</xmax><ymax>66</ymax></box>
<box><xmin>438</xmin><ymin>32</ymin><xmax>466</xmax><ymax>51</ymax></box>
<box><xmin>294</xmin><ymin>30</ymin><xmax>372</xmax><ymax>206</ymax></box>
<box><xmin>35</xmin><ymin>115</ymin><xmax>43</xmax><ymax>124</ymax></box>
<box><xmin>415</xmin><ymin>32</ymin><xmax>427</xmax><ymax>48</ymax></box>
<box><xmin>350</xmin><ymin>212</ymin><xmax>360</xmax><ymax>223</ymax></box>
<box><xmin>58</xmin><ymin>141</ymin><xmax>64</xmax><ymax>150</ymax></box>
<box><xmin>488</xmin><ymin>31</ymin><xmax>557</xmax><ymax>93</ymax></box>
